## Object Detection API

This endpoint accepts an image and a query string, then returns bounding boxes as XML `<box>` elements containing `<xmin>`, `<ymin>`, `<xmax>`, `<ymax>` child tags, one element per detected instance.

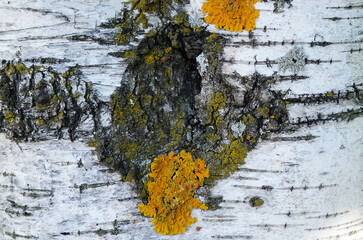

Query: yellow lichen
<box><xmin>326</xmin><ymin>91</ymin><xmax>334</xmax><ymax>98</ymax></box>
<box><xmin>4</xmin><ymin>109</ymin><xmax>15</xmax><ymax>123</ymax></box>
<box><xmin>141</xmin><ymin>94</ymin><xmax>153</xmax><ymax>105</ymax></box>
<box><xmin>207</xmin><ymin>34</ymin><xmax>224</xmax><ymax>52</ymax></box>
<box><xmin>145</xmin><ymin>55</ymin><xmax>158</xmax><ymax>65</ymax></box>
<box><xmin>112</xmin><ymin>137</ymin><xmax>141</xmax><ymax>162</ymax></box>
<box><xmin>242</xmin><ymin>114</ymin><xmax>256</xmax><ymax>124</ymax></box>
<box><xmin>15</xmin><ymin>62</ymin><xmax>28</xmax><ymax>75</ymax></box>
<box><xmin>4</xmin><ymin>63</ymin><xmax>15</xmax><ymax>78</ymax></box>
<box><xmin>207</xmin><ymin>91</ymin><xmax>226</xmax><ymax>127</ymax></box>
<box><xmin>202</xmin><ymin>0</ymin><xmax>261</xmax><ymax>32</ymax></box>
<box><xmin>123</xmin><ymin>50</ymin><xmax>137</xmax><ymax>59</ymax></box>
<box><xmin>115</xmin><ymin>0</ymin><xmax>178</xmax><ymax>45</ymax></box>
<box><xmin>218</xmin><ymin>139</ymin><xmax>248</xmax><ymax>165</ymax></box>
<box><xmin>255</xmin><ymin>198</ymin><xmax>264</xmax><ymax>206</ymax></box>
<box><xmin>112</xmin><ymin>93</ymin><xmax>148</xmax><ymax>128</ymax></box>
<box><xmin>116</xmin><ymin>32</ymin><xmax>133</xmax><ymax>45</ymax></box>
<box><xmin>144</xmin><ymin>47</ymin><xmax>173</xmax><ymax>65</ymax></box>
<box><xmin>256</xmin><ymin>106</ymin><xmax>270</xmax><ymax>118</ymax></box>
<box><xmin>173</xmin><ymin>13</ymin><xmax>190</xmax><ymax>27</ymax></box>
<box><xmin>208</xmin><ymin>139</ymin><xmax>248</xmax><ymax>181</ymax></box>
<box><xmin>139</xmin><ymin>150</ymin><xmax>209</xmax><ymax>235</ymax></box>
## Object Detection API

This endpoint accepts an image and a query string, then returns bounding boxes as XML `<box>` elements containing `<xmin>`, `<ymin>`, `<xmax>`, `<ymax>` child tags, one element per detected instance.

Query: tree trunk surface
<box><xmin>0</xmin><ymin>0</ymin><xmax>362</xmax><ymax>239</ymax></box>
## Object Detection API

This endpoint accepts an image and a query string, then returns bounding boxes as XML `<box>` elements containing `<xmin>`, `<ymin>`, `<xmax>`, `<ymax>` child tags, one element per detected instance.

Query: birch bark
<box><xmin>0</xmin><ymin>0</ymin><xmax>362</xmax><ymax>239</ymax></box>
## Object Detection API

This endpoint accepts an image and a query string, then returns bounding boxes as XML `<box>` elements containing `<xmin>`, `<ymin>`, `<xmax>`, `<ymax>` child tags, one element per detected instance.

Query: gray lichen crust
<box><xmin>277</xmin><ymin>47</ymin><xmax>307</xmax><ymax>73</ymax></box>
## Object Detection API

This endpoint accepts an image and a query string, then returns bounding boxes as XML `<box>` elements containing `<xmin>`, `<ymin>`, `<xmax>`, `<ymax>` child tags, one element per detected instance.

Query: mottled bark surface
<box><xmin>0</xmin><ymin>0</ymin><xmax>362</xmax><ymax>239</ymax></box>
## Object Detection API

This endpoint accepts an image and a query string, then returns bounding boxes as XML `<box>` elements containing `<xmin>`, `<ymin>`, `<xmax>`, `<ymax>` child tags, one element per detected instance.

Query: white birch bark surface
<box><xmin>0</xmin><ymin>0</ymin><xmax>362</xmax><ymax>239</ymax></box>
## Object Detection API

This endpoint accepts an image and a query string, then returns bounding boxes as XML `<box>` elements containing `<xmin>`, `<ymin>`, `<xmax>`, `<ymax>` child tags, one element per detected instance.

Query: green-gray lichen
<box><xmin>0</xmin><ymin>60</ymin><xmax>101</xmax><ymax>141</ymax></box>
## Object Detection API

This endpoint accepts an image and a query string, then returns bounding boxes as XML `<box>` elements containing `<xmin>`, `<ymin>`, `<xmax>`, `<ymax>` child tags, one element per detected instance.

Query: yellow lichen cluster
<box><xmin>144</xmin><ymin>47</ymin><xmax>172</xmax><ymax>65</ymax></box>
<box><xmin>202</xmin><ymin>0</ymin><xmax>261</xmax><ymax>32</ymax></box>
<box><xmin>139</xmin><ymin>151</ymin><xmax>209</xmax><ymax>235</ymax></box>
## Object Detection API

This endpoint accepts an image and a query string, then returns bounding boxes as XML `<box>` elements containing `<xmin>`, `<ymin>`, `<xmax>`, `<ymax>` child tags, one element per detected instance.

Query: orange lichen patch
<box><xmin>139</xmin><ymin>151</ymin><xmax>209</xmax><ymax>235</ymax></box>
<box><xmin>202</xmin><ymin>0</ymin><xmax>261</xmax><ymax>32</ymax></box>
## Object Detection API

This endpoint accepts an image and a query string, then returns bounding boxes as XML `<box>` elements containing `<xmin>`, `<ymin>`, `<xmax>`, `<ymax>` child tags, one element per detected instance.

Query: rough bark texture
<box><xmin>0</xmin><ymin>0</ymin><xmax>362</xmax><ymax>239</ymax></box>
